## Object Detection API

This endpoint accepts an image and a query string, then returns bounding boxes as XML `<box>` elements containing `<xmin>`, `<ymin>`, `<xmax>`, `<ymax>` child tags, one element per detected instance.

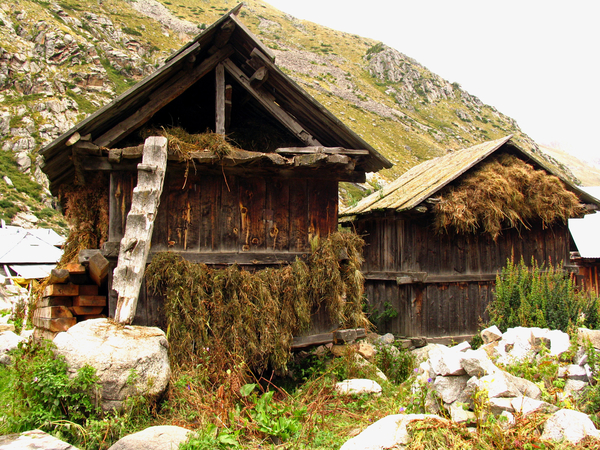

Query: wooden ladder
<box><xmin>113</xmin><ymin>136</ymin><xmax>168</xmax><ymax>324</ymax></box>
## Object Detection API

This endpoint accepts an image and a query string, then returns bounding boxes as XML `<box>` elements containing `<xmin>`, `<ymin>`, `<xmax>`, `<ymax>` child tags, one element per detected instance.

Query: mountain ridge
<box><xmin>0</xmin><ymin>0</ymin><xmax>598</xmax><ymax>230</ymax></box>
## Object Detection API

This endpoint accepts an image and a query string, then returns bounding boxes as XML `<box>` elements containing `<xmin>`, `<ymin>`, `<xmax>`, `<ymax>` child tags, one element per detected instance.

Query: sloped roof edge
<box><xmin>341</xmin><ymin>135</ymin><xmax>600</xmax><ymax>219</ymax></box>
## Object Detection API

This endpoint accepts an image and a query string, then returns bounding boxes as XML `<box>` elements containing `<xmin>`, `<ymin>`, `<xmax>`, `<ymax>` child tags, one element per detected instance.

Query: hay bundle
<box><xmin>434</xmin><ymin>154</ymin><xmax>583</xmax><ymax>240</ymax></box>
<box><xmin>141</xmin><ymin>126</ymin><xmax>237</xmax><ymax>158</ymax></box>
<box><xmin>58</xmin><ymin>174</ymin><xmax>109</xmax><ymax>264</ymax></box>
<box><xmin>145</xmin><ymin>232</ymin><xmax>367</xmax><ymax>373</ymax></box>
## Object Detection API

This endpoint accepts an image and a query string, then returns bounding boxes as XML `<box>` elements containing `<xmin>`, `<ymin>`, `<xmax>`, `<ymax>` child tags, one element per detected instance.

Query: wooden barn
<box><xmin>39</xmin><ymin>6</ymin><xmax>391</xmax><ymax>328</ymax></box>
<box><xmin>340</xmin><ymin>136</ymin><xmax>600</xmax><ymax>338</ymax></box>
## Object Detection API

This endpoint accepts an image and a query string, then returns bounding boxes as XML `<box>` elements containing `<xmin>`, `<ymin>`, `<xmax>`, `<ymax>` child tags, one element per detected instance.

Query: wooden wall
<box><xmin>109</xmin><ymin>169</ymin><xmax>338</xmax><ymax>258</ymax></box>
<box><xmin>572</xmin><ymin>261</ymin><xmax>600</xmax><ymax>295</ymax></box>
<box><xmin>107</xmin><ymin>168</ymin><xmax>339</xmax><ymax>327</ymax></box>
<box><xmin>355</xmin><ymin>216</ymin><xmax>571</xmax><ymax>337</ymax></box>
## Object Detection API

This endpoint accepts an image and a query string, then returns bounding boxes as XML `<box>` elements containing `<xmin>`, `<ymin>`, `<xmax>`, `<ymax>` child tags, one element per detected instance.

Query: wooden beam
<box><xmin>209</xmin><ymin>19</ymin><xmax>235</xmax><ymax>54</ymax></box>
<box><xmin>363</xmin><ymin>271</ymin><xmax>497</xmax><ymax>284</ymax></box>
<box><xmin>113</xmin><ymin>136</ymin><xmax>168</xmax><ymax>324</ymax></box>
<box><xmin>225</xmin><ymin>84</ymin><xmax>232</xmax><ymax>130</ymax></box>
<box><xmin>276</xmin><ymin>147</ymin><xmax>370</xmax><ymax>156</ymax></box>
<box><xmin>291</xmin><ymin>328</ymin><xmax>367</xmax><ymax>350</ymax></box>
<box><xmin>249</xmin><ymin>66</ymin><xmax>268</xmax><ymax>88</ymax></box>
<box><xmin>215</xmin><ymin>63</ymin><xmax>226</xmax><ymax>134</ymax></box>
<box><xmin>229</xmin><ymin>14</ymin><xmax>276</xmax><ymax>62</ymax></box>
<box><xmin>94</xmin><ymin>45</ymin><xmax>234</xmax><ymax>149</ymax></box>
<box><xmin>222</xmin><ymin>58</ymin><xmax>322</xmax><ymax>146</ymax></box>
<box><xmin>149</xmin><ymin>251</ymin><xmax>308</xmax><ymax>266</ymax></box>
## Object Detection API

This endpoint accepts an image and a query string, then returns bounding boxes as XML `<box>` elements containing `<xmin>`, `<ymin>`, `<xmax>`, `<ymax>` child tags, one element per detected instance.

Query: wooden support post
<box><xmin>113</xmin><ymin>136</ymin><xmax>168</xmax><ymax>324</ymax></box>
<box><xmin>215</xmin><ymin>63</ymin><xmax>226</xmax><ymax>134</ymax></box>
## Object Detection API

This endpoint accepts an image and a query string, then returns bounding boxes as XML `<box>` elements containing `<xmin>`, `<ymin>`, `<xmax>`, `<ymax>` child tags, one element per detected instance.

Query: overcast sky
<box><xmin>264</xmin><ymin>0</ymin><xmax>599</xmax><ymax>164</ymax></box>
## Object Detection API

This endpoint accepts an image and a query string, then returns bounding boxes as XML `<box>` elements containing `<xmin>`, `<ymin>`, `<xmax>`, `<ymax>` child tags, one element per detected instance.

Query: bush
<box><xmin>375</xmin><ymin>343</ymin><xmax>415</xmax><ymax>384</ymax></box>
<box><xmin>488</xmin><ymin>257</ymin><xmax>600</xmax><ymax>332</ymax></box>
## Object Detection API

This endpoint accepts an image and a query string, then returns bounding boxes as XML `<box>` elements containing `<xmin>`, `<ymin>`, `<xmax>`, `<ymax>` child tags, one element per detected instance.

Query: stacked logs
<box><xmin>33</xmin><ymin>251</ymin><xmax>110</xmax><ymax>340</ymax></box>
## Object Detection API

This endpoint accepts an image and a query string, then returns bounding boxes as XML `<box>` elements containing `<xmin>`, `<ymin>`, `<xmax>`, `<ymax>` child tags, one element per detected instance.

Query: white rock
<box><xmin>376</xmin><ymin>333</ymin><xmax>395</xmax><ymax>345</ymax></box>
<box><xmin>502</xmin><ymin>371</ymin><xmax>542</xmax><ymax>400</ymax></box>
<box><xmin>545</xmin><ymin>329</ymin><xmax>570</xmax><ymax>357</ymax></box>
<box><xmin>460</xmin><ymin>348</ymin><xmax>498</xmax><ymax>377</ymax></box>
<box><xmin>499</xmin><ymin>411</ymin><xmax>515</xmax><ymax>428</ymax></box>
<box><xmin>0</xmin><ymin>330</ymin><xmax>23</xmax><ymax>354</ymax></box>
<box><xmin>340</xmin><ymin>414</ymin><xmax>446</xmax><ymax>450</ymax></box>
<box><xmin>541</xmin><ymin>409</ymin><xmax>600</xmax><ymax>444</ymax></box>
<box><xmin>479</xmin><ymin>372</ymin><xmax>519</xmax><ymax>399</ymax></box>
<box><xmin>448</xmin><ymin>403</ymin><xmax>476</xmax><ymax>424</ymax></box>
<box><xmin>0</xmin><ymin>429</ymin><xmax>77</xmax><ymax>449</ymax></box>
<box><xmin>481</xmin><ymin>325</ymin><xmax>502</xmax><ymax>344</ymax></box>
<box><xmin>335</xmin><ymin>379</ymin><xmax>382</xmax><ymax>396</ymax></box>
<box><xmin>53</xmin><ymin>318</ymin><xmax>171</xmax><ymax>411</ymax></box>
<box><xmin>107</xmin><ymin>425</ymin><xmax>191</xmax><ymax>450</ymax></box>
<box><xmin>578</xmin><ymin>328</ymin><xmax>600</xmax><ymax>350</ymax></box>
<box><xmin>452</xmin><ymin>341</ymin><xmax>471</xmax><ymax>352</ymax></box>
<box><xmin>488</xmin><ymin>397</ymin><xmax>514</xmax><ymax>415</ymax></box>
<box><xmin>510</xmin><ymin>396</ymin><xmax>558</xmax><ymax>416</ymax></box>
<box><xmin>429</xmin><ymin>346</ymin><xmax>466</xmax><ymax>376</ymax></box>
<box><xmin>432</xmin><ymin>375</ymin><xmax>470</xmax><ymax>404</ymax></box>
<box><xmin>557</xmin><ymin>364</ymin><xmax>588</xmax><ymax>382</ymax></box>
<box><xmin>563</xmin><ymin>379</ymin><xmax>588</xmax><ymax>397</ymax></box>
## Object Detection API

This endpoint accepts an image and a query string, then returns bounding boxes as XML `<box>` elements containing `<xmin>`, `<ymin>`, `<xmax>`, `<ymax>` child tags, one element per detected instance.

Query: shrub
<box><xmin>375</xmin><ymin>343</ymin><xmax>415</xmax><ymax>384</ymax></box>
<box><xmin>488</xmin><ymin>257</ymin><xmax>600</xmax><ymax>332</ymax></box>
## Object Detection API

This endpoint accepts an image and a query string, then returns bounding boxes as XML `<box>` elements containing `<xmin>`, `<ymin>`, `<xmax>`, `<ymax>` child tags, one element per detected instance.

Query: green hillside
<box><xmin>0</xmin><ymin>0</ymin><xmax>590</xmax><ymax>228</ymax></box>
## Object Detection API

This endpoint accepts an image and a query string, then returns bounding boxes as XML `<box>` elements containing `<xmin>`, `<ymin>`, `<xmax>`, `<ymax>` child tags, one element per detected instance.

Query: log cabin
<box><xmin>39</xmin><ymin>5</ymin><xmax>392</xmax><ymax>327</ymax></box>
<box><xmin>340</xmin><ymin>136</ymin><xmax>600</xmax><ymax>338</ymax></box>
<box><xmin>570</xmin><ymin>188</ymin><xmax>600</xmax><ymax>294</ymax></box>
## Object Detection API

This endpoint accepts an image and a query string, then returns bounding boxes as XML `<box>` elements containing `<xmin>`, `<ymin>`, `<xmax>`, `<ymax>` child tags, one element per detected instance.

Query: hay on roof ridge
<box><xmin>141</xmin><ymin>126</ymin><xmax>238</xmax><ymax>158</ymax></box>
<box><xmin>434</xmin><ymin>154</ymin><xmax>583</xmax><ymax>240</ymax></box>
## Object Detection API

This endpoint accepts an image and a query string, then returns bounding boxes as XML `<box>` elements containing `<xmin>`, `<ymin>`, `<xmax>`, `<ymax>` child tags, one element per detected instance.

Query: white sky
<box><xmin>264</xmin><ymin>0</ymin><xmax>600</xmax><ymax>164</ymax></box>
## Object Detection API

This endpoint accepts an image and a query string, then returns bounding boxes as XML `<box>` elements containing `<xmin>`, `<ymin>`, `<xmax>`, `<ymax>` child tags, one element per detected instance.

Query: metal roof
<box><xmin>341</xmin><ymin>135</ymin><xmax>600</xmax><ymax>220</ymax></box>
<box><xmin>0</xmin><ymin>227</ymin><xmax>63</xmax><ymax>264</ymax></box>
<box><xmin>570</xmin><ymin>187</ymin><xmax>600</xmax><ymax>258</ymax></box>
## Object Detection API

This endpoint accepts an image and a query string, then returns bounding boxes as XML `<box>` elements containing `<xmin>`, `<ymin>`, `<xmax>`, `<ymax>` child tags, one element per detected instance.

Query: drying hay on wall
<box><xmin>434</xmin><ymin>154</ymin><xmax>583</xmax><ymax>240</ymax></box>
<box><xmin>145</xmin><ymin>232</ymin><xmax>368</xmax><ymax>373</ymax></box>
<box><xmin>58</xmin><ymin>174</ymin><xmax>109</xmax><ymax>264</ymax></box>
<box><xmin>141</xmin><ymin>127</ymin><xmax>237</xmax><ymax>158</ymax></box>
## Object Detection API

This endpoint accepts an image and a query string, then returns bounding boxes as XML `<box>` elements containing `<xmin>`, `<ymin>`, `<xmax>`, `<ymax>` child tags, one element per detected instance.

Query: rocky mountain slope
<box><xmin>0</xmin><ymin>0</ymin><xmax>596</xmax><ymax>230</ymax></box>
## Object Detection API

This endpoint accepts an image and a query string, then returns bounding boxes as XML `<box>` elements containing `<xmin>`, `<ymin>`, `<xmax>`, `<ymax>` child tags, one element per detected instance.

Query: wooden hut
<box><xmin>40</xmin><ymin>6</ymin><xmax>391</xmax><ymax>328</ymax></box>
<box><xmin>340</xmin><ymin>136</ymin><xmax>600</xmax><ymax>338</ymax></box>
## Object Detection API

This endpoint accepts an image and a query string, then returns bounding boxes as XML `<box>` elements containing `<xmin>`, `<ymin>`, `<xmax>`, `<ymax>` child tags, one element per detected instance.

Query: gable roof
<box><xmin>341</xmin><ymin>135</ymin><xmax>600</xmax><ymax>220</ymax></box>
<box><xmin>40</xmin><ymin>5</ymin><xmax>391</xmax><ymax>193</ymax></box>
<box><xmin>570</xmin><ymin>187</ymin><xmax>600</xmax><ymax>259</ymax></box>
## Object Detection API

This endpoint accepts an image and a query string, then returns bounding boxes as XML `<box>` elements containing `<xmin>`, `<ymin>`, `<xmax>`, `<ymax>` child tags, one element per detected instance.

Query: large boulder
<box><xmin>53</xmin><ymin>318</ymin><xmax>170</xmax><ymax>411</ymax></box>
<box><xmin>0</xmin><ymin>330</ymin><xmax>24</xmax><ymax>365</ymax></box>
<box><xmin>336</xmin><ymin>379</ymin><xmax>382</xmax><ymax>396</ymax></box>
<box><xmin>107</xmin><ymin>425</ymin><xmax>191</xmax><ymax>450</ymax></box>
<box><xmin>0</xmin><ymin>429</ymin><xmax>78</xmax><ymax>449</ymax></box>
<box><xmin>340</xmin><ymin>414</ymin><xmax>447</xmax><ymax>450</ymax></box>
<box><xmin>541</xmin><ymin>409</ymin><xmax>600</xmax><ymax>444</ymax></box>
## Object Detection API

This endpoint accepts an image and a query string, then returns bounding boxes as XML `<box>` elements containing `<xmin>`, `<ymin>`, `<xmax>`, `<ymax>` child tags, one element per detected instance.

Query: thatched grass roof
<box><xmin>340</xmin><ymin>136</ymin><xmax>599</xmax><ymax>231</ymax></box>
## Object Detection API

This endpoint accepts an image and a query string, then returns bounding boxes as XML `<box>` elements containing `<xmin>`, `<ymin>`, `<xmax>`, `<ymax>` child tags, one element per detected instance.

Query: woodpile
<box><xmin>33</xmin><ymin>251</ymin><xmax>110</xmax><ymax>340</ymax></box>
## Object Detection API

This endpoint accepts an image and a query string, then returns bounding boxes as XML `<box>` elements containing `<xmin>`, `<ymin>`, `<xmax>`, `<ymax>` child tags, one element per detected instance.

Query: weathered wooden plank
<box><xmin>151</xmin><ymin>251</ymin><xmax>308</xmax><ymax>265</ymax></box>
<box><xmin>198</xmin><ymin>174</ymin><xmax>218</xmax><ymax>251</ymax></box>
<box><xmin>289</xmin><ymin>179</ymin><xmax>308</xmax><ymax>252</ymax></box>
<box><xmin>222</xmin><ymin>58</ymin><xmax>321</xmax><ymax>146</ymax></box>
<box><xmin>276</xmin><ymin>147</ymin><xmax>370</xmax><ymax>156</ymax></box>
<box><xmin>33</xmin><ymin>317</ymin><xmax>77</xmax><ymax>332</ymax></box>
<box><xmin>266</xmin><ymin>179</ymin><xmax>290</xmax><ymax>251</ymax></box>
<box><xmin>109</xmin><ymin>172</ymin><xmax>136</xmax><ymax>243</ymax></box>
<box><xmin>94</xmin><ymin>46</ymin><xmax>234</xmax><ymax>148</ymax></box>
<box><xmin>38</xmin><ymin>297</ymin><xmax>73</xmax><ymax>308</ymax></box>
<box><xmin>219</xmin><ymin>173</ymin><xmax>239</xmax><ymax>251</ymax></box>
<box><xmin>89</xmin><ymin>252</ymin><xmax>109</xmax><ymax>286</ymax></box>
<box><xmin>215</xmin><ymin>63</ymin><xmax>226</xmax><ymax>134</ymax></box>
<box><xmin>291</xmin><ymin>328</ymin><xmax>366</xmax><ymax>350</ymax></box>
<box><xmin>34</xmin><ymin>306</ymin><xmax>73</xmax><ymax>319</ymax></box>
<box><xmin>44</xmin><ymin>283</ymin><xmax>79</xmax><ymax>297</ymax></box>
<box><xmin>73</xmin><ymin>295</ymin><xmax>106</xmax><ymax>307</ymax></box>
<box><xmin>70</xmin><ymin>306</ymin><xmax>104</xmax><ymax>316</ymax></box>
<box><xmin>47</xmin><ymin>268</ymin><xmax>69</xmax><ymax>285</ymax></box>
<box><xmin>308</xmin><ymin>178</ymin><xmax>337</xmax><ymax>242</ymax></box>
<box><xmin>113</xmin><ymin>136</ymin><xmax>168</xmax><ymax>324</ymax></box>
<box><xmin>239</xmin><ymin>177</ymin><xmax>266</xmax><ymax>251</ymax></box>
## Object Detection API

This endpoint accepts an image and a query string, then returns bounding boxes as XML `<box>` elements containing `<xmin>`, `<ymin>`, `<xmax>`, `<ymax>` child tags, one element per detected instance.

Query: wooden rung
<box><xmin>44</xmin><ymin>283</ymin><xmax>79</xmax><ymax>297</ymax></box>
<box><xmin>73</xmin><ymin>295</ymin><xmax>106</xmax><ymax>307</ymax></box>
<box><xmin>34</xmin><ymin>306</ymin><xmax>73</xmax><ymax>319</ymax></box>
<box><xmin>33</xmin><ymin>316</ymin><xmax>76</xmax><ymax>332</ymax></box>
<box><xmin>69</xmin><ymin>306</ymin><xmax>104</xmax><ymax>316</ymax></box>
<box><xmin>38</xmin><ymin>297</ymin><xmax>73</xmax><ymax>308</ymax></box>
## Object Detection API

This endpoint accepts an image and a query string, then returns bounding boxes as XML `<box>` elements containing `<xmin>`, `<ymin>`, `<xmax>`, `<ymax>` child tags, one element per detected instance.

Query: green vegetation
<box><xmin>488</xmin><ymin>257</ymin><xmax>600</xmax><ymax>332</ymax></box>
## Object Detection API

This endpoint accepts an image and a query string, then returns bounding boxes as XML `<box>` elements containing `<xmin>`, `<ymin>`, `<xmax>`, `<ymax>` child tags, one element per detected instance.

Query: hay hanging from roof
<box><xmin>434</xmin><ymin>154</ymin><xmax>583</xmax><ymax>240</ymax></box>
<box><xmin>140</xmin><ymin>126</ymin><xmax>238</xmax><ymax>158</ymax></box>
<box><xmin>145</xmin><ymin>231</ymin><xmax>368</xmax><ymax>372</ymax></box>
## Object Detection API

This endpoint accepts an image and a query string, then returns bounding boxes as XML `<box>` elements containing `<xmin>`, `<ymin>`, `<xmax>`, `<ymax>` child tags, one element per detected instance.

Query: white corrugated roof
<box><xmin>9</xmin><ymin>264</ymin><xmax>56</xmax><ymax>279</ymax></box>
